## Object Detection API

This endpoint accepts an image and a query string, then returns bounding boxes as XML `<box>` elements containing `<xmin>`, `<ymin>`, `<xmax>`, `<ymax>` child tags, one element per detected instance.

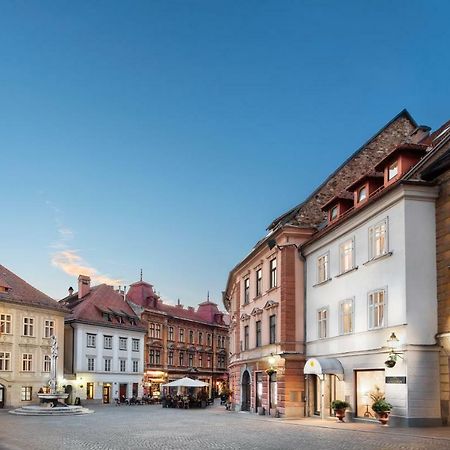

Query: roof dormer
<box><xmin>346</xmin><ymin>172</ymin><xmax>384</xmax><ymax>207</ymax></box>
<box><xmin>374</xmin><ymin>143</ymin><xmax>427</xmax><ymax>187</ymax></box>
<box><xmin>321</xmin><ymin>192</ymin><xmax>353</xmax><ymax>224</ymax></box>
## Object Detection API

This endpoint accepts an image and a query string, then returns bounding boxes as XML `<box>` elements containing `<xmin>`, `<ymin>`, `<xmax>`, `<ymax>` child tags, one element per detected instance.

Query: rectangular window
<box><xmin>269</xmin><ymin>258</ymin><xmax>277</xmax><ymax>289</ymax></box>
<box><xmin>207</xmin><ymin>333</ymin><xmax>211</xmax><ymax>347</ymax></box>
<box><xmin>119</xmin><ymin>337</ymin><xmax>127</xmax><ymax>350</ymax></box>
<box><xmin>168</xmin><ymin>351</ymin><xmax>174</xmax><ymax>366</ymax></box>
<box><xmin>188</xmin><ymin>353</ymin><xmax>194</xmax><ymax>367</ymax></box>
<box><xmin>339</xmin><ymin>239</ymin><xmax>354</xmax><ymax>273</ymax></box>
<box><xmin>244</xmin><ymin>278</ymin><xmax>250</xmax><ymax>304</ymax></box>
<box><xmin>179</xmin><ymin>328</ymin><xmax>185</xmax><ymax>343</ymax></box>
<box><xmin>86</xmin><ymin>382</ymin><xmax>94</xmax><ymax>399</ymax></box>
<box><xmin>0</xmin><ymin>314</ymin><xmax>12</xmax><ymax>334</ymax></box>
<box><xmin>198</xmin><ymin>332</ymin><xmax>203</xmax><ymax>345</ymax></box>
<box><xmin>217</xmin><ymin>335</ymin><xmax>221</xmax><ymax>348</ymax></box>
<box><xmin>317</xmin><ymin>253</ymin><xmax>329</xmax><ymax>283</ymax></box>
<box><xmin>255</xmin><ymin>320</ymin><xmax>262</xmax><ymax>347</ymax></box>
<box><xmin>317</xmin><ymin>308</ymin><xmax>328</xmax><ymax>339</ymax></box>
<box><xmin>132</xmin><ymin>360</ymin><xmax>139</xmax><ymax>373</ymax></box>
<box><xmin>43</xmin><ymin>355</ymin><xmax>51</xmax><ymax>372</ymax></box>
<box><xmin>22</xmin><ymin>353</ymin><xmax>32</xmax><ymax>371</ymax></box>
<box><xmin>358</xmin><ymin>186</ymin><xmax>367</xmax><ymax>203</ymax></box>
<box><xmin>87</xmin><ymin>333</ymin><xmax>96</xmax><ymax>348</ymax></box>
<box><xmin>132</xmin><ymin>338</ymin><xmax>140</xmax><ymax>352</ymax></box>
<box><xmin>155</xmin><ymin>350</ymin><xmax>161</xmax><ymax>365</ymax></box>
<box><xmin>179</xmin><ymin>351</ymin><xmax>184</xmax><ymax>366</ymax></box>
<box><xmin>168</xmin><ymin>326</ymin><xmax>174</xmax><ymax>341</ymax></box>
<box><xmin>120</xmin><ymin>359</ymin><xmax>126</xmax><ymax>372</ymax></box>
<box><xmin>198</xmin><ymin>353</ymin><xmax>203</xmax><ymax>367</ymax></box>
<box><xmin>256</xmin><ymin>268</ymin><xmax>262</xmax><ymax>297</ymax></box>
<box><xmin>368</xmin><ymin>290</ymin><xmax>385</xmax><ymax>329</ymax></box>
<box><xmin>149</xmin><ymin>323</ymin><xmax>155</xmax><ymax>338</ymax></box>
<box><xmin>21</xmin><ymin>386</ymin><xmax>32</xmax><ymax>401</ymax></box>
<box><xmin>339</xmin><ymin>299</ymin><xmax>353</xmax><ymax>335</ymax></box>
<box><xmin>155</xmin><ymin>323</ymin><xmax>161</xmax><ymax>338</ymax></box>
<box><xmin>0</xmin><ymin>352</ymin><xmax>11</xmax><ymax>371</ymax></box>
<box><xmin>23</xmin><ymin>317</ymin><xmax>34</xmax><ymax>336</ymax></box>
<box><xmin>269</xmin><ymin>315</ymin><xmax>276</xmax><ymax>344</ymax></box>
<box><xmin>207</xmin><ymin>354</ymin><xmax>211</xmax><ymax>368</ymax></box>
<box><xmin>44</xmin><ymin>320</ymin><xmax>54</xmax><ymax>338</ymax></box>
<box><xmin>369</xmin><ymin>219</ymin><xmax>388</xmax><ymax>259</ymax></box>
<box><xmin>244</xmin><ymin>325</ymin><xmax>249</xmax><ymax>350</ymax></box>
<box><xmin>330</xmin><ymin>205</ymin><xmax>338</xmax><ymax>221</ymax></box>
<box><xmin>189</xmin><ymin>330</ymin><xmax>194</xmax><ymax>344</ymax></box>
<box><xmin>87</xmin><ymin>357</ymin><xmax>95</xmax><ymax>371</ymax></box>
<box><xmin>388</xmin><ymin>160</ymin><xmax>398</xmax><ymax>180</ymax></box>
<box><xmin>104</xmin><ymin>335</ymin><xmax>112</xmax><ymax>349</ymax></box>
<box><xmin>104</xmin><ymin>358</ymin><xmax>111</xmax><ymax>372</ymax></box>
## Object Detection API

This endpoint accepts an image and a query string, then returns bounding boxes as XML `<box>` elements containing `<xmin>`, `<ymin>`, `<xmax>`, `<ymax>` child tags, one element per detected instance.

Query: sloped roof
<box><xmin>0</xmin><ymin>264</ymin><xmax>67</xmax><ymax>313</ymax></box>
<box><xmin>62</xmin><ymin>284</ymin><xmax>145</xmax><ymax>331</ymax></box>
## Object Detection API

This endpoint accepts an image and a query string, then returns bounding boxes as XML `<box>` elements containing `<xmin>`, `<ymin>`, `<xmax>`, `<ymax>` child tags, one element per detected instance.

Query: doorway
<box><xmin>102</xmin><ymin>384</ymin><xmax>111</xmax><ymax>404</ymax></box>
<box><xmin>241</xmin><ymin>370</ymin><xmax>251</xmax><ymax>411</ymax></box>
<box><xmin>0</xmin><ymin>384</ymin><xmax>5</xmax><ymax>408</ymax></box>
<box><xmin>355</xmin><ymin>369</ymin><xmax>385</xmax><ymax>419</ymax></box>
<box><xmin>119</xmin><ymin>383</ymin><xmax>127</xmax><ymax>402</ymax></box>
<box><xmin>255</xmin><ymin>372</ymin><xmax>263</xmax><ymax>409</ymax></box>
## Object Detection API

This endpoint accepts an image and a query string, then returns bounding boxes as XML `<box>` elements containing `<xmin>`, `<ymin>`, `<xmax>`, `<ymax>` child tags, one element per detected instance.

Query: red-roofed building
<box><xmin>60</xmin><ymin>275</ymin><xmax>146</xmax><ymax>404</ymax></box>
<box><xmin>126</xmin><ymin>279</ymin><xmax>229</xmax><ymax>398</ymax></box>
<box><xmin>0</xmin><ymin>264</ymin><xmax>68</xmax><ymax>408</ymax></box>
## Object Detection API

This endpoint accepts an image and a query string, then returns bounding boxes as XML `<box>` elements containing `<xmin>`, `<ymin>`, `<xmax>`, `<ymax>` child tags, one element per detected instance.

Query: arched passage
<box><xmin>241</xmin><ymin>370</ymin><xmax>251</xmax><ymax>411</ymax></box>
<box><xmin>0</xmin><ymin>383</ymin><xmax>5</xmax><ymax>408</ymax></box>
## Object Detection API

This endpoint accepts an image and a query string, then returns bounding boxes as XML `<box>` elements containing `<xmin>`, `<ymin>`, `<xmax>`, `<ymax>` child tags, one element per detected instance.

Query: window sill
<box><xmin>312</xmin><ymin>278</ymin><xmax>332</xmax><ymax>288</ymax></box>
<box><xmin>267</xmin><ymin>286</ymin><xmax>278</xmax><ymax>293</ymax></box>
<box><xmin>335</xmin><ymin>267</ymin><xmax>358</xmax><ymax>278</ymax></box>
<box><xmin>253</xmin><ymin>294</ymin><xmax>262</xmax><ymax>301</ymax></box>
<box><xmin>363</xmin><ymin>251</ymin><xmax>393</xmax><ymax>266</ymax></box>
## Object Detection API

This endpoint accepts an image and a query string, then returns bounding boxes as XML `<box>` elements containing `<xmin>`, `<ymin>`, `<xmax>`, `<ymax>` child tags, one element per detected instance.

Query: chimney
<box><xmin>68</xmin><ymin>286</ymin><xmax>74</xmax><ymax>296</ymax></box>
<box><xmin>78</xmin><ymin>275</ymin><xmax>91</xmax><ymax>299</ymax></box>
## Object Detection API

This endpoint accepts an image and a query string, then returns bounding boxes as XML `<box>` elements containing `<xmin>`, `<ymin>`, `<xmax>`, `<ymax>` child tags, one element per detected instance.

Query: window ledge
<box><xmin>313</xmin><ymin>278</ymin><xmax>332</xmax><ymax>288</ymax></box>
<box><xmin>335</xmin><ymin>267</ymin><xmax>359</xmax><ymax>278</ymax></box>
<box><xmin>363</xmin><ymin>251</ymin><xmax>393</xmax><ymax>266</ymax></box>
<box><xmin>267</xmin><ymin>286</ymin><xmax>278</xmax><ymax>293</ymax></box>
<box><xmin>253</xmin><ymin>294</ymin><xmax>262</xmax><ymax>301</ymax></box>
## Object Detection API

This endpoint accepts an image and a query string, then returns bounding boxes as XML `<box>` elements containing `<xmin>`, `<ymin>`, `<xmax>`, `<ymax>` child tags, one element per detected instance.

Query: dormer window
<box><xmin>330</xmin><ymin>205</ymin><xmax>338</xmax><ymax>221</ymax></box>
<box><xmin>357</xmin><ymin>186</ymin><xmax>367</xmax><ymax>203</ymax></box>
<box><xmin>388</xmin><ymin>160</ymin><xmax>398</xmax><ymax>180</ymax></box>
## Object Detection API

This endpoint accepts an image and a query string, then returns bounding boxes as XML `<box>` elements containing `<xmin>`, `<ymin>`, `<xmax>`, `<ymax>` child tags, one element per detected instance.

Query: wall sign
<box><xmin>385</xmin><ymin>376</ymin><xmax>406</xmax><ymax>384</ymax></box>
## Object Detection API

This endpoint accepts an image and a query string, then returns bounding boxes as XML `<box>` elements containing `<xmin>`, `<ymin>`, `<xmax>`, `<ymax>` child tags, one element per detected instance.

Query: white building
<box><xmin>302</xmin><ymin>143</ymin><xmax>441</xmax><ymax>426</ymax></box>
<box><xmin>62</xmin><ymin>276</ymin><xmax>146</xmax><ymax>404</ymax></box>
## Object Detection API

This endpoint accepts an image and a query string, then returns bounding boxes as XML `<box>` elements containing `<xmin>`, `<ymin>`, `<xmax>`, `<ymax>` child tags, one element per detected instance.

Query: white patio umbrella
<box><xmin>162</xmin><ymin>377</ymin><xmax>209</xmax><ymax>388</ymax></box>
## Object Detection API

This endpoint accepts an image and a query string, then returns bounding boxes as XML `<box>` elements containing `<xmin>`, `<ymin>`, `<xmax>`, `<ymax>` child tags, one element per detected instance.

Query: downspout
<box><xmin>298</xmin><ymin>246</ymin><xmax>308</xmax><ymax>417</ymax></box>
<box><xmin>69</xmin><ymin>322</ymin><xmax>75</xmax><ymax>375</ymax></box>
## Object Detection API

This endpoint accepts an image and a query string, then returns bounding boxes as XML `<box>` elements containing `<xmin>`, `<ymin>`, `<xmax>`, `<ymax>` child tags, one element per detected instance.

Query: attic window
<box><xmin>330</xmin><ymin>205</ymin><xmax>338</xmax><ymax>221</ymax></box>
<box><xmin>0</xmin><ymin>286</ymin><xmax>8</xmax><ymax>293</ymax></box>
<box><xmin>388</xmin><ymin>160</ymin><xmax>398</xmax><ymax>180</ymax></box>
<box><xmin>102</xmin><ymin>313</ymin><xmax>112</xmax><ymax>322</ymax></box>
<box><xmin>357</xmin><ymin>186</ymin><xmax>367</xmax><ymax>203</ymax></box>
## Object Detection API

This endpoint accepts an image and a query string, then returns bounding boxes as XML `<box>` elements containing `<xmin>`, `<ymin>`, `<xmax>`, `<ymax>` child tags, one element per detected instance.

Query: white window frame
<box><xmin>132</xmin><ymin>360</ymin><xmax>139</xmax><ymax>373</ymax></box>
<box><xmin>269</xmin><ymin>258</ymin><xmax>277</xmax><ymax>289</ymax></box>
<box><xmin>256</xmin><ymin>268</ymin><xmax>262</xmax><ymax>296</ymax></box>
<box><xmin>244</xmin><ymin>277</ymin><xmax>250</xmax><ymax>304</ymax></box>
<box><xmin>87</xmin><ymin>357</ymin><xmax>95</xmax><ymax>371</ymax></box>
<box><xmin>339</xmin><ymin>298</ymin><xmax>354</xmax><ymax>335</ymax></box>
<box><xmin>87</xmin><ymin>333</ymin><xmax>96</xmax><ymax>348</ymax></box>
<box><xmin>104</xmin><ymin>335</ymin><xmax>113</xmax><ymax>349</ymax></box>
<box><xmin>358</xmin><ymin>186</ymin><xmax>367</xmax><ymax>203</ymax></box>
<box><xmin>21</xmin><ymin>386</ymin><xmax>32</xmax><ymax>401</ymax></box>
<box><xmin>132</xmin><ymin>338</ymin><xmax>140</xmax><ymax>352</ymax></box>
<box><xmin>369</xmin><ymin>218</ymin><xmax>388</xmax><ymax>260</ymax></box>
<box><xmin>388</xmin><ymin>160</ymin><xmax>399</xmax><ymax>180</ymax></box>
<box><xmin>23</xmin><ymin>317</ymin><xmax>34</xmax><ymax>337</ymax></box>
<box><xmin>119</xmin><ymin>359</ymin><xmax>126</xmax><ymax>372</ymax></box>
<box><xmin>317</xmin><ymin>307</ymin><xmax>328</xmax><ymax>339</ymax></box>
<box><xmin>0</xmin><ymin>314</ymin><xmax>12</xmax><ymax>334</ymax></box>
<box><xmin>104</xmin><ymin>358</ymin><xmax>112</xmax><ymax>372</ymax></box>
<box><xmin>44</xmin><ymin>320</ymin><xmax>54</xmax><ymax>338</ymax></box>
<box><xmin>43</xmin><ymin>355</ymin><xmax>51</xmax><ymax>372</ymax></box>
<box><xmin>317</xmin><ymin>252</ymin><xmax>330</xmax><ymax>284</ymax></box>
<box><xmin>22</xmin><ymin>353</ymin><xmax>33</xmax><ymax>371</ymax></box>
<box><xmin>368</xmin><ymin>288</ymin><xmax>386</xmax><ymax>330</ymax></box>
<box><xmin>0</xmin><ymin>351</ymin><xmax>11</xmax><ymax>371</ymax></box>
<box><xmin>119</xmin><ymin>337</ymin><xmax>127</xmax><ymax>351</ymax></box>
<box><xmin>339</xmin><ymin>238</ymin><xmax>355</xmax><ymax>274</ymax></box>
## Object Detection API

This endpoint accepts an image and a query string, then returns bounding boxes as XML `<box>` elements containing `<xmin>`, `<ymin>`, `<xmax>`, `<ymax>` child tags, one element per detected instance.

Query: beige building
<box><xmin>0</xmin><ymin>264</ymin><xmax>67</xmax><ymax>408</ymax></box>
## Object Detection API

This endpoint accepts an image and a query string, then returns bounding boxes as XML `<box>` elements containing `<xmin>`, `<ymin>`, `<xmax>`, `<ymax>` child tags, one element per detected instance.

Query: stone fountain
<box><xmin>10</xmin><ymin>335</ymin><xmax>93</xmax><ymax>415</ymax></box>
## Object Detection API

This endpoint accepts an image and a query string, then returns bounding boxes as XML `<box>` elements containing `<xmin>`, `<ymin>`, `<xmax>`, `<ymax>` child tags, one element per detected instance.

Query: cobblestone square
<box><xmin>1</xmin><ymin>403</ymin><xmax>450</xmax><ymax>450</ymax></box>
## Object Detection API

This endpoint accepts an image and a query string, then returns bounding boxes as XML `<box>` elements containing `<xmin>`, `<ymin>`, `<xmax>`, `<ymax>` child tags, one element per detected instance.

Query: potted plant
<box><xmin>370</xmin><ymin>387</ymin><xmax>392</xmax><ymax>426</ymax></box>
<box><xmin>330</xmin><ymin>400</ymin><xmax>350</xmax><ymax>422</ymax></box>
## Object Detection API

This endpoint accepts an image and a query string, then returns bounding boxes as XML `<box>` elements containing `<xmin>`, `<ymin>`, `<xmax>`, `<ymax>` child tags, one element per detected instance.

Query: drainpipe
<box><xmin>298</xmin><ymin>246</ymin><xmax>308</xmax><ymax>417</ymax></box>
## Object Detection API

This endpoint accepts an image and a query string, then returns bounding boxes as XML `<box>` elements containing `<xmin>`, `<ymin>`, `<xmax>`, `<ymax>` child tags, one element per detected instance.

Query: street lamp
<box><xmin>385</xmin><ymin>332</ymin><xmax>403</xmax><ymax>368</ymax></box>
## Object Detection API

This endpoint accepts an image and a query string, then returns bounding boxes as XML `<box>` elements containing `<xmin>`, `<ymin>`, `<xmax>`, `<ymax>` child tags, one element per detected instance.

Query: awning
<box><xmin>304</xmin><ymin>358</ymin><xmax>344</xmax><ymax>379</ymax></box>
<box><xmin>162</xmin><ymin>377</ymin><xmax>209</xmax><ymax>388</ymax></box>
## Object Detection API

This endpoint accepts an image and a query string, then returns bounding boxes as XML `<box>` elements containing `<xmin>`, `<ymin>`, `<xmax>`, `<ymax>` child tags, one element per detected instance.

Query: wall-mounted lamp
<box><xmin>385</xmin><ymin>332</ymin><xmax>403</xmax><ymax>368</ymax></box>
<box><xmin>266</xmin><ymin>353</ymin><xmax>277</xmax><ymax>376</ymax></box>
<box><xmin>267</xmin><ymin>239</ymin><xmax>299</xmax><ymax>251</ymax></box>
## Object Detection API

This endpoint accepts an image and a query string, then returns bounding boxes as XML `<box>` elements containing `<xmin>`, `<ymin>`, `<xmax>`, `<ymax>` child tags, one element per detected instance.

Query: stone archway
<box><xmin>0</xmin><ymin>383</ymin><xmax>5</xmax><ymax>408</ymax></box>
<box><xmin>241</xmin><ymin>370</ymin><xmax>251</xmax><ymax>411</ymax></box>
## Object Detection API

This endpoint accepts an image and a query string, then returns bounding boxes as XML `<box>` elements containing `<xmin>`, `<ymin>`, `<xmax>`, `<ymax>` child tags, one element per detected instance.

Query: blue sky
<box><xmin>1</xmin><ymin>1</ymin><xmax>449</xmax><ymax>307</ymax></box>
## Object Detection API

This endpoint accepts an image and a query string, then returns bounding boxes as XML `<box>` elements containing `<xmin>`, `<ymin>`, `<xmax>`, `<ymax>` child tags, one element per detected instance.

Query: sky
<box><xmin>1</xmin><ymin>0</ymin><xmax>449</xmax><ymax>309</ymax></box>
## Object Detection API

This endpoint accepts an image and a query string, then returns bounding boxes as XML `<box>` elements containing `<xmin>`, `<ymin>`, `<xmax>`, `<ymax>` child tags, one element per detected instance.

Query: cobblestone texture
<box><xmin>1</xmin><ymin>403</ymin><xmax>449</xmax><ymax>450</ymax></box>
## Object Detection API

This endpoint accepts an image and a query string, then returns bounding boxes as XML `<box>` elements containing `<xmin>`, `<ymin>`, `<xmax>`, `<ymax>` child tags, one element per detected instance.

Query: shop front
<box><xmin>144</xmin><ymin>370</ymin><xmax>168</xmax><ymax>398</ymax></box>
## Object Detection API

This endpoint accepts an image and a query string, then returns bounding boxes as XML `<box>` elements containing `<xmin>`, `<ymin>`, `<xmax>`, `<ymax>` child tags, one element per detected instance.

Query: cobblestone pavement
<box><xmin>1</xmin><ymin>404</ymin><xmax>450</xmax><ymax>450</ymax></box>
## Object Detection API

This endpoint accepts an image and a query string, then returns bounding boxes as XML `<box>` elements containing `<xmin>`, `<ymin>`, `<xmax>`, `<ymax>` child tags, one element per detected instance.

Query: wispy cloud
<box><xmin>46</xmin><ymin>200</ymin><xmax>122</xmax><ymax>286</ymax></box>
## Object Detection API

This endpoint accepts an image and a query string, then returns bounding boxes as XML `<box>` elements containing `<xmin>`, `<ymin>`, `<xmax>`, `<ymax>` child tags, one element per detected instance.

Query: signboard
<box><xmin>385</xmin><ymin>376</ymin><xmax>406</xmax><ymax>384</ymax></box>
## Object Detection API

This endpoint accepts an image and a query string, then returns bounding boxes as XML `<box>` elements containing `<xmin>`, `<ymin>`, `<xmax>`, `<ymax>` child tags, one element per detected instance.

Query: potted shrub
<box><xmin>370</xmin><ymin>388</ymin><xmax>392</xmax><ymax>426</ymax></box>
<box><xmin>330</xmin><ymin>400</ymin><xmax>350</xmax><ymax>422</ymax></box>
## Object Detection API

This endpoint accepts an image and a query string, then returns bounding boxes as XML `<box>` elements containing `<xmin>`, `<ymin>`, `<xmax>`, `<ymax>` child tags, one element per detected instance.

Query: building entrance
<box><xmin>241</xmin><ymin>370</ymin><xmax>251</xmax><ymax>411</ymax></box>
<box><xmin>0</xmin><ymin>384</ymin><xmax>4</xmax><ymax>408</ymax></box>
<box><xmin>102</xmin><ymin>384</ymin><xmax>111</xmax><ymax>404</ymax></box>
<box><xmin>119</xmin><ymin>383</ymin><xmax>127</xmax><ymax>402</ymax></box>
